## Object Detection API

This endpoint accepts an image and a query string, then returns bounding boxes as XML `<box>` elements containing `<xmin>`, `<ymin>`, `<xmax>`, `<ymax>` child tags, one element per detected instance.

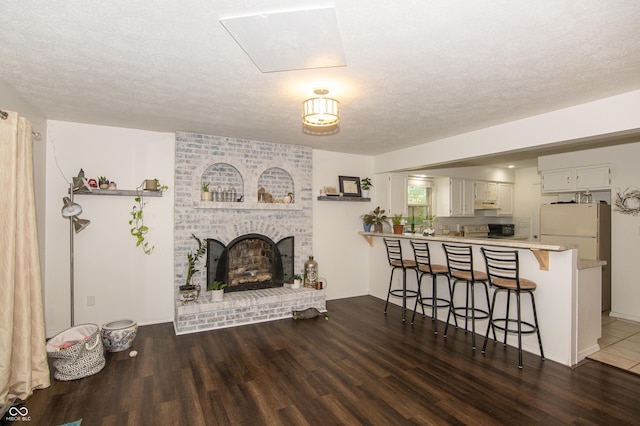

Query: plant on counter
<box><xmin>391</xmin><ymin>213</ymin><xmax>405</xmax><ymax>225</ymax></box>
<box><xmin>391</xmin><ymin>213</ymin><xmax>406</xmax><ymax>234</ymax></box>
<box><xmin>129</xmin><ymin>179</ymin><xmax>168</xmax><ymax>255</ymax></box>
<box><xmin>367</xmin><ymin>206</ymin><xmax>388</xmax><ymax>232</ymax></box>
<box><xmin>371</xmin><ymin>206</ymin><xmax>388</xmax><ymax>224</ymax></box>
<box><xmin>360</xmin><ymin>212</ymin><xmax>375</xmax><ymax>224</ymax></box>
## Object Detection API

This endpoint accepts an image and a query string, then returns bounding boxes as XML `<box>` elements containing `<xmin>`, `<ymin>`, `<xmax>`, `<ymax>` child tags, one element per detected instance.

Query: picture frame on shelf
<box><xmin>339</xmin><ymin>176</ymin><xmax>362</xmax><ymax>197</ymax></box>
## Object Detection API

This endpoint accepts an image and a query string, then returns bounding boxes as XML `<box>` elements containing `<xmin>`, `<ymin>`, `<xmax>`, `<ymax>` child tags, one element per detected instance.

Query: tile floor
<box><xmin>587</xmin><ymin>312</ymin><xmax>640</xmax><ymax>374</ymax></box>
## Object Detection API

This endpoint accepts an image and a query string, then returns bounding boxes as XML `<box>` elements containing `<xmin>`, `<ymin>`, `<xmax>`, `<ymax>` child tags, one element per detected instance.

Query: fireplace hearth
<box><xmin>207</xmin><ymin>234</ymin><xmax>294</xmax><ymax>292</ymax></box>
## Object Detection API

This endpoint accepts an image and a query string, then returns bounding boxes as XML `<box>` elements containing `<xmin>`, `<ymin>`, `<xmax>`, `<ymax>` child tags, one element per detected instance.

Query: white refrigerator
<box><xmin>540</xmin><ymin>203</ymin><xmax>611</xmax><ymax>310</ymax></box>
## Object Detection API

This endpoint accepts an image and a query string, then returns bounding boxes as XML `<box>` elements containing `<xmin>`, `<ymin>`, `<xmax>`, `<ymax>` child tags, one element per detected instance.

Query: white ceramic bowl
<box><xmin>101</xmin><ymin>319</ymin><xmax>138</xmax><ymax>352</ymax></box>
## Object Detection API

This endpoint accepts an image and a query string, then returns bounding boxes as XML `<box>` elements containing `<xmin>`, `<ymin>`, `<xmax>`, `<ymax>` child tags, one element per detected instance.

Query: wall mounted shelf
<box><xmin>317</xmin><ymin>196</ymin><xmax>371</xmax><ymax>202</ymax></box>
<box><xmin>73</xmin><ymin>189</ymin><xmax>163</xmax><ymax>197</ymax></box>
<box><xmin>193</xmin><ymin>201</ymin><xmax>302</xmax><ymax>210</ymax></box>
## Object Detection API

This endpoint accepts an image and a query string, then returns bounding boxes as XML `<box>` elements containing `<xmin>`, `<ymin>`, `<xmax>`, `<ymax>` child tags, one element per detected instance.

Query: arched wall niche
<box><xmin>201</xmin><ymin>162</ymin><xmax>244</xmax><ymax>201</ymax></box>
<box><xmin>256</xmin><ymin>167</ymin><xmax>294</xmax><ymax>203</ymax></box>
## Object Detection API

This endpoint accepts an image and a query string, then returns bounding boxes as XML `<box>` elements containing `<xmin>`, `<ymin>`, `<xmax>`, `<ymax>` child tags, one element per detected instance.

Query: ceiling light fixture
<box><xmin>302</xmin><ymin>88</ymin><xmax>340</xmax><ymax>127</ymax></box>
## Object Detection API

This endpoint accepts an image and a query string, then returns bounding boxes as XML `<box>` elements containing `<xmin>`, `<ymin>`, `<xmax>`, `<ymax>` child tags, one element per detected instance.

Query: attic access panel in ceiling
<box><xmin>220</xmin><ymin>7</ymin><xmax>346</xmax><ymax>73</ymax></box>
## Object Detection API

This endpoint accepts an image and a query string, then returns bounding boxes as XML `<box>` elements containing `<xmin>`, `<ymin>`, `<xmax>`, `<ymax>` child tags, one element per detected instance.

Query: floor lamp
<box><xmin>61</xmin><ymin>183</ymin><xmax>90</xmax><ymax>326</ymax></box>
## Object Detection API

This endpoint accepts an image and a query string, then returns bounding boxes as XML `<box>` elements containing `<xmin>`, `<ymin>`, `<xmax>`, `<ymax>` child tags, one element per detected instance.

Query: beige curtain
<box><xmin>0</xmin><ymin>110</ymin><xmax>50</xmax><ymax>415</ymax></box>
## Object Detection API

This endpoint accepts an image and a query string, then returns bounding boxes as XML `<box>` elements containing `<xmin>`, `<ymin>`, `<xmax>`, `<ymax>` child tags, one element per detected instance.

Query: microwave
<box><xmin>488</xmin><ymin>223</ymin><xmax>515</xmax><ymax>237</ymax></box>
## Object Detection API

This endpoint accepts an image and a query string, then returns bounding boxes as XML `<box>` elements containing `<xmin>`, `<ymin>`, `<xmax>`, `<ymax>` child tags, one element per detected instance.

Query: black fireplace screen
<box><xmin>207</xmin><ymin>234</ymin><xmax>294</xmax><ymax>292</ymax></box>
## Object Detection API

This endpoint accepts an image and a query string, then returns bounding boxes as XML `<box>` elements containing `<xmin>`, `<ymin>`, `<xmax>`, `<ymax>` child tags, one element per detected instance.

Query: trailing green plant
<box><xmin>129</xmin><ymin>179</ymin><xmax>168</xmax><ymax>255</ymax></box>
<box><xmin>207</xmin><ymin>280</ymin><xmax>227</xmax><ymax>291</ymax></box>
<box><xmin>184</xmin><ymin>234</ymin><xmax>207</xmax><ymax>289</ymax></box>
<box><xmin>361</xmin><ymin>177</ymin><xmax>373</xmax><ymax>190</ymax></box>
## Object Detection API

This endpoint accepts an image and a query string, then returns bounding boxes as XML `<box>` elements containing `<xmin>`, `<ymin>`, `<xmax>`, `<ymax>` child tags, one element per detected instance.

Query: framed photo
<box><xmin>338</xmin><ymin>176</ymin><xmax>362</xmax><ymax>197</ymax></box>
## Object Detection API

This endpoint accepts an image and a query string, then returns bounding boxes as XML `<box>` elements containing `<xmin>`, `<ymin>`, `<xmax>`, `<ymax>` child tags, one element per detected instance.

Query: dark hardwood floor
<box><xmin>22</xmin><ymin>296</ymin><xmax>640</xmax><ymax>425</ymax></box>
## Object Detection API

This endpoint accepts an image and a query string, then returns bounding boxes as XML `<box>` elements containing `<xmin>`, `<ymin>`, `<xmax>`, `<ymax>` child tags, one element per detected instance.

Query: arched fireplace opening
<box><xmin>207</xmin><ymin>234</ymin><xmax>294</xmax><ymax>292</ymax></box>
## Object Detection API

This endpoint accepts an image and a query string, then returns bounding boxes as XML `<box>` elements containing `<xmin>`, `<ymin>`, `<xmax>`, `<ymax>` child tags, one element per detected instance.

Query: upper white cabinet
<box><xmin>435</xmin><ymin>177</ymin><xmax>474</xmax><ymax>217</ymax></box>
<box><xmin>496</xmin><ymin>183</ymin><xmax>514</xmax><ymax>216</ymax></box>
<box><xmin>541</xmin><ymin>165</ymin><xmax>610</xmax><ymax>193</ymax></box>
<box><xmin>575</xmin><ymin>165</ymin><xmax>611</xmax><ymax>190</ymax></box>
<box><xmin>377</xmin><ymin>173</ymin><xmax>408</xmax><ymax>216</ymax></box>
<box><xmin>475</xmin><ymin>181</ymin><xmax>498</xmax><ymax>202</ymax></box>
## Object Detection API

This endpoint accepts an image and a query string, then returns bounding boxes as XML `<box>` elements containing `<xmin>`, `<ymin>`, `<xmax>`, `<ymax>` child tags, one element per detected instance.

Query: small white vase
<box><xmin>291</xmin><ymin>279</ymin><xmax>302</xmax><ymax>289</ymax></box>
<box><xmin>362</xmin><ymin>189</ymin><xmax>370</xmax><ymax>198</ymax></box>
<box><xmin>211</xmin><ymin>289</ymin><xmax>224</xmax><ymax>301</ymax></box>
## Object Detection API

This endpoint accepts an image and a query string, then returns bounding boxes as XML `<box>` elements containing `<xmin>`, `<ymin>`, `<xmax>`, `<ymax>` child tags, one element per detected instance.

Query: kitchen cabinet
<box><xmin>434</xmin><ymin>177</ymin><xmax>474</xmax><ymax>217</ymax></box>
<box><xmin>575</xmin><ymin>165</ymin><xmax>611</xmax><ymax>190</ymax></box>
<box><xmin>541</xmin><ymin>165</ymin><xmax>610</xmax><ymax>193</ymax></box>
<box><xmin>496</xmin><ymin>183</ymin><xmax>514</xmax><ymax>216</ymax></box>
<box><xmin>475</xmin><ymin>181</ymin><xmax>498</xmax><ymax>202</ymax></box>
<box><xmin>377</xmin><ymin>173</ymin><xmax>408</xmax><ymax>216</ymax></box>
<box><xmin>480</xmin><ymin>183</ymin><xmax>514</xmax><ymax>217</ymax></box>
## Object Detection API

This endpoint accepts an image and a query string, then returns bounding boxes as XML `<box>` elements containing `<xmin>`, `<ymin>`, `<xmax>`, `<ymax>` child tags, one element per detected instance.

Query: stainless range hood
<box><xmin>474</xmin><ymin>202</ymin><xmax>501</xmax><ymax>210</ymax></box>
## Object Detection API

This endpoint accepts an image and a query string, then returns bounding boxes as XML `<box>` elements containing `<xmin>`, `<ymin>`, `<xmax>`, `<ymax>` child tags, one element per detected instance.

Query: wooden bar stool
<box><xmin>481</xmin><ymin>248</ymin><xmax>545</xmax><ymax>368</ymax></box>
<box><xmin>383</xmin><ymin>238</ymin><xmax>419</xmax><ymax>322</ymax></box>
<box><xmin>410</xmin><ymin>240</ymin><xmax>454</xmax><ymax>334</ymax></box>
<box><xmin>442</xmin><ymin>243</ymin><xmax>494</xmax><ymax>349</ymax></box>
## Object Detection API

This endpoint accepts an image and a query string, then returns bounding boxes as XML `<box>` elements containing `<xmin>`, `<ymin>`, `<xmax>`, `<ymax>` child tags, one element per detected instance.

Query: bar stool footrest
<box><xmin>389</xmin><ymin>289</ymin><xmax>420</xmax><ymax>299</ymax></box>
<box><xmin>416</xmin><ymin>297</ymin><xmax>451</xmax><ymax>310</ymax></box>
<box><xmin>452</xmin><ymin>306</ymin><xmax>490</xmax><ymax>321</ymax></box>
<box><xmin>491</xmin><ymin>318</ymin><xmax>538</xmax><ymax>335</ymax></box>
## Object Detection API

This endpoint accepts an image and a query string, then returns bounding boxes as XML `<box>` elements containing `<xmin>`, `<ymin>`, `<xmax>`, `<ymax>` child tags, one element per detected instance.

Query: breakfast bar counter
<box><xmin>361</xmin><ymin>231</ymin><xmax>604</xmax><ymax>367</ymax></box>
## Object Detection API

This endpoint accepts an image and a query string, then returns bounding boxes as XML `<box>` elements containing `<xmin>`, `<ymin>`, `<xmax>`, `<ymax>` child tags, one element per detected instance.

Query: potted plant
<box><xmin>370</xmin><ymin>206</ymin><xmax>388</xmax><ymax>233</ymax></box>
<box><xmin>361</xmin><ymin>177</ymin><xmax>372</xmax><ymax>198</ymax></box>
<box><xmin>391</xmin><ymin>213</ymin><xmax>405</xmax><ymax>234</ymax></box>
<box><xmin>207</xmin><ymin>280</ymin><xmax>228</xmax><ymax>301</ymax></box>
<box><xmin>144</xmin><ymin>179</ymin><xmax>159</xmax><ymax>191</ymax></box>
<box><xmin>98</xmin><ymin>176</ymin><xmax>110</xmax><ymax>189</ymax></box>
<box><xmin>129</xmin><ymin>179</ymin><xmax>168</xmax><ymax>255</ymax></box>
<box><xmin>179</xmin><ymin>234</ymin><xmax>207</xmax><ymax>302</ymax></box>
<box><xmin>201</xmin><ymin>182</ymin><xmax>212</xmax><ymax>201</ymax></box>
<box><xmin>291</xmin><ymin>274</ymin><xmax>302</xmax><ymax>289</ymax></box>
<box><xmin>360</xmin><ymin>212</ymin><xmax>375</xmax><ymax>232</ymax></box>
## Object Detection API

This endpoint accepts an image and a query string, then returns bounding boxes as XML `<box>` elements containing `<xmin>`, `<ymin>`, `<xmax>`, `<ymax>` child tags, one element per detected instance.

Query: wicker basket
<box><xmin>46</xmin><ymin>323</ymin><xmax>105</xmax><ymax>381</ymax></box>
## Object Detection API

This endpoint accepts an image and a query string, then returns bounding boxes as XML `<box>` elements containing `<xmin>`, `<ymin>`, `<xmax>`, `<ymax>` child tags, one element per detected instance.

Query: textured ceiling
<box><xmin>1</xmin><ymin>1</ymin><xmax>640</xmax><ymax>163</ymax></box>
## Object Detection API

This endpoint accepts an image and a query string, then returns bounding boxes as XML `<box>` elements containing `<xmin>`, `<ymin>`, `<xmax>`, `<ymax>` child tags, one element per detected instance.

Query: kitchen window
<box><xmin>407</xmin><ymin>177</ymin><xmax>432</xmax><ymax>230</ymax></box>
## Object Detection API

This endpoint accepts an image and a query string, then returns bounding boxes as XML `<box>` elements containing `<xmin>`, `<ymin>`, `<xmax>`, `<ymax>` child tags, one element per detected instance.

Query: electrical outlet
<box><xmin>87</xmin><ymin>296</ymin><xmax>95</xmax><ymax>306</ymax></box>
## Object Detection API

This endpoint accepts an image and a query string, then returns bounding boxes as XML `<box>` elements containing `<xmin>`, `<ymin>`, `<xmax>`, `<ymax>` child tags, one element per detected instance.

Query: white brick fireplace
<box><xmin>173</xmin><ymin>132</ymin><xmax>325</xmax><ymax>333</ymax></box>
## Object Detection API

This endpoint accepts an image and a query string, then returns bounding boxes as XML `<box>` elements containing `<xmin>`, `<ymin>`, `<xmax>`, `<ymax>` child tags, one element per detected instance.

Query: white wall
<box><xmin>44</xmin><ymin>121</ymin><xmax>175</xmax><ymax>336</ymax></box>
<box><xmin>312</xmin><ymin>150</ymin><xmax>374</xmax><ymax>300</ymax></box>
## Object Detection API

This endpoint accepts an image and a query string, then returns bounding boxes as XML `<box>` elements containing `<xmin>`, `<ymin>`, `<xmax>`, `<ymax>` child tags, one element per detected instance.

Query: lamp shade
<box><xmin>61</xmin><ymin>196</ymin><xmax>83</xmax><ymax>218</ymax></box>
<box><xmin>72</xmin><ymin>217</ymin><xmax>90</xmax><ymax>233</ymax></box>
<box><xmin>302</xmin><ymin>88</ymin><xmax>340</xmax><ymax>127</ymax></box>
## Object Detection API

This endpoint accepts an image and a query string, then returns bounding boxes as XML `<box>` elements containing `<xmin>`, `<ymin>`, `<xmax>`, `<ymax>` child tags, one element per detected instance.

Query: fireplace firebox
<box><xmin>207</xmin><ymin>234</ymin><xmax>294</xmax><ymax>292</ymax></box>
